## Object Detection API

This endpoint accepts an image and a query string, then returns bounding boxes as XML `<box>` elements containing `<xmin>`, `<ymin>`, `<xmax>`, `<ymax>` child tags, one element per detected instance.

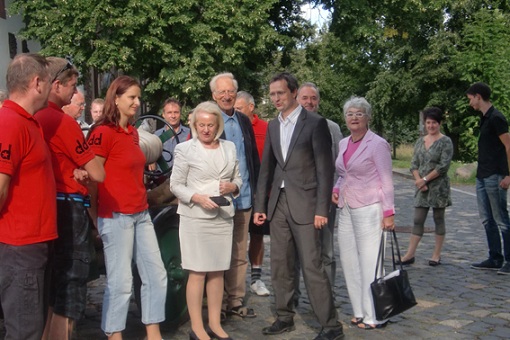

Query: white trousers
<box><xmin>338</xmin><ymin>202</ymin><xmax>385</xmax><ymax>325</ymax></box>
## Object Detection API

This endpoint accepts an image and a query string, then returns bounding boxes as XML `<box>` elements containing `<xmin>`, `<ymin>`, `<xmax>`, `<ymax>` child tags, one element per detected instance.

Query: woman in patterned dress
<box><xmin>399</xmin><ymin>107</ymin><xmax>454</xmax><ymax>266</ymax></box>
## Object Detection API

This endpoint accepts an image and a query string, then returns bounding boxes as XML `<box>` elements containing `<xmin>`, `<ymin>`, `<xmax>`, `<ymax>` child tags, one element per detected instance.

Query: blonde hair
<box><xmin>190</xmin><ymin>101</ymin><xmax>224</xmax><ymax>141</ymax></box>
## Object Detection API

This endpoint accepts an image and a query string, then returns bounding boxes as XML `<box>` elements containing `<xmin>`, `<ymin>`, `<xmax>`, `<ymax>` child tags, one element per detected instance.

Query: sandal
<box><xmin>357</xmin><ymin>321</ymin><xmax>388</xmax><ymax>330</ymax></box>
<box><xmin>227</xmin><ymin>305</ymin><xmax>257</xmax><ymax>318</ymax></box>
<box><xmin>350</xmin><ymin>317</ymin><xmax>363</xmax><ymax>325</ymax></box>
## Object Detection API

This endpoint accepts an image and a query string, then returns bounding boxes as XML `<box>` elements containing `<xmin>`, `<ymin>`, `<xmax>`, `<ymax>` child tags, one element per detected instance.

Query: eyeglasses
<box><xmin>52</xmin><ymin>60</ymin><xmax>73</xmax><ymax>83</ymax></box>
<box><xmin>345</xmin><ymin>112</ymin><xmax>366</xmax><ymax>118</ymax></box>
<box><xmin>269</xmin><ymin>91</ymin><xmax>287</xmax><ymax>99</ymax></box>
<box><xmin>215</xmin><ymin>90</ymin><xmax>236</xmax><ymax>97</ymax></box>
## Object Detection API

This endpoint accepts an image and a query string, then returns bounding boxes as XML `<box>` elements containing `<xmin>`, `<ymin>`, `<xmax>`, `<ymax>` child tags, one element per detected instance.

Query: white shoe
<box><xmin>250</xmin><ymin>279</ymin><xmax>270</xmax><ymax>296</ymax></box>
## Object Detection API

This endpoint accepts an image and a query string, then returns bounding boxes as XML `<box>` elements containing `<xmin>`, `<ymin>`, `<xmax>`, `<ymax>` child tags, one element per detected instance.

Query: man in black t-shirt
<box><xmin>466</xmin><ymin>82</ymin><xmax>510</xmax><ymax>274</ymax></box>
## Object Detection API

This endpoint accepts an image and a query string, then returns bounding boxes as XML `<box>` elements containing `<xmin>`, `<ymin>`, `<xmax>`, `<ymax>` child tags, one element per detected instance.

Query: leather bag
<box><xmin>370</xmin><ymin>230</ymin><xmax>417</xmax><ymax>321</ymax></box>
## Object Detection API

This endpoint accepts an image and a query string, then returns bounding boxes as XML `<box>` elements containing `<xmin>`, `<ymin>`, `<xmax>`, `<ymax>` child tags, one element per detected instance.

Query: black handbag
<box><xmin>370</xmin><ymin>230</ymin><xmax>417</xmax><ymax>321</ymax></box>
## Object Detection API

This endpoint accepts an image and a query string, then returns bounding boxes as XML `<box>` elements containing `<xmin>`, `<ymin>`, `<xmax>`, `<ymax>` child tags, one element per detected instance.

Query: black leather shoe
<box><xmin>262</xmin><ymin>320</ymin><xmax>295</xmax><ymax>335</ymax></box>
<box><xmin>395</xmin><ymin>257</ymin><xmax>415</xmax><ymax>265</ymax></box>
<box><xmin>206</xmin><ymin>326</ymin><xmax>233</xmax><ymax>340</ymax></box>
<box><xmin>313</xmin><ymin>327</ymin><xmax>345</xmax><ymax>340</ymax></box>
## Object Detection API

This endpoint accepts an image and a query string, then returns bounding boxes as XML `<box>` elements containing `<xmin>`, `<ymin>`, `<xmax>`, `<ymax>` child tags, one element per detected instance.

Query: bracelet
<box><xmin>422</xmin><ymin>177</ymin><xmax>427</xmax><ymax>182</ymax></box>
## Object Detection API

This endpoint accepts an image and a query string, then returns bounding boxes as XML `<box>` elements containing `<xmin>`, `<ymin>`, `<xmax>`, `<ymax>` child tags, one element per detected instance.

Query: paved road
<box><xmin>4</xmin><ymin>174</ymin><xmax>510</xmax><ymax>339</ymax></box>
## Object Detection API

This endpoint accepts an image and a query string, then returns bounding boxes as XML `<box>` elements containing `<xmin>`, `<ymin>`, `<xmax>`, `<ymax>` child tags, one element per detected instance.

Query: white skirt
<box><xmin>179</xmin><ymin>215</ymin><xmax>233</xmax><ymax>272</ymax></box>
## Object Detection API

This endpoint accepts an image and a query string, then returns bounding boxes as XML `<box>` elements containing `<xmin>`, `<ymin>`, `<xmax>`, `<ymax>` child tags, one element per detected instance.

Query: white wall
<box><xmin>0</xmin><ymin>0</ymin><xmax>41</xmax><ymax>90</ymax></box>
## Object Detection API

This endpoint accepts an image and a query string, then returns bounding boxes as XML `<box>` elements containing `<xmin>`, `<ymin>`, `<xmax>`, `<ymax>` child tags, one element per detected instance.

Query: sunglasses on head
<box><xmin>52</xmin><ymin>60</ymin><xmax>73</xmax><ymax>83</ymax></box>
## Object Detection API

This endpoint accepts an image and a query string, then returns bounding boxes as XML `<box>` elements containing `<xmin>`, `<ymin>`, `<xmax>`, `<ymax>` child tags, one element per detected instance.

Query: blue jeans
<box><xmin>476</xmin><ymin>175</ymin><xmax>510</xmax><ymax>263</ymax></box>
<box><xmin>98</xmin><ymin>210</ymin><xmax>167</xmax><ymax>334</ymax></box>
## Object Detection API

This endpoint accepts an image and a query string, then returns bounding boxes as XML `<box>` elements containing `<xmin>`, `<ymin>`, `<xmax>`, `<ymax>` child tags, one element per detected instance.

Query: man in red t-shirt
<box><xmin>234</xmin><ymin>91</ymin><xmax>270</xmax><ymax>297</ymax></box>
<box><xmin>35</xmin><ymin>57</ymin><xmax>105</xmax><ymax>340</ymax></box>
<box><xmin>0</xmin><ymin>53</ymin><xmax>56</xmax><ymax>340</ymax></box>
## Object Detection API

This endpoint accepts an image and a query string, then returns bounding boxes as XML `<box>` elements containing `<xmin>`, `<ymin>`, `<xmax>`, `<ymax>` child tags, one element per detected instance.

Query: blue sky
<box><xmin>301</xmin><ymin>3</ymin><xmax>330</xmax><ymax>27</ymax></box>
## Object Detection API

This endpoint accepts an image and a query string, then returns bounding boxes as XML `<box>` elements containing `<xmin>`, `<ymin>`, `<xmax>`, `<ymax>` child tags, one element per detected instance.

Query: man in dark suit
<box><xmin>253</xmin><ymin>73</ymin><xmax>344</xmax><ymax>340</ymax></box>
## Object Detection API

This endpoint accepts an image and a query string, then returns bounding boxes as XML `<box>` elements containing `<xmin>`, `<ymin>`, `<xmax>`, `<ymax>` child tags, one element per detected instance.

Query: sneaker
<box><xmin>497</xmin><ymin>262</ymin><xmax>510</xmax><ymax>275</ymax></box>
<box><xmin>250</xmin><ymin>280</ymin><xmax>270</xmax><ymax>296</ymax></box>
<box><xmin>471</xmin><ymin>259</ymin><xmax>503</xmax><ymax>270</ymax></box>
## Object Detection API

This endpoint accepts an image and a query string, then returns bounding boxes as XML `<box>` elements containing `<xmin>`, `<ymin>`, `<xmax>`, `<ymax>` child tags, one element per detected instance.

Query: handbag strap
<box><xmin>391</xmin><ymin>229</ymin><xmax>404</xmax><ymax>271</ymax></box>
<box><xmin>374</xmin><ymin>232</ymin><xmax>385</xmax><ymax>280</ymax></box>
<box><xmin>373</xmin><ymin>230</ymin><xmax>404</xmax><ymax>281</ymax></box>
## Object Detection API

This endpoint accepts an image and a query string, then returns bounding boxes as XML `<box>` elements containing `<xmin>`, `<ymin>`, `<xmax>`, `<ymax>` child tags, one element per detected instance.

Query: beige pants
<box><xmin>223</xmin><ymin>208</ymin><xmax>251</xmax><ymax>310</ymax></box>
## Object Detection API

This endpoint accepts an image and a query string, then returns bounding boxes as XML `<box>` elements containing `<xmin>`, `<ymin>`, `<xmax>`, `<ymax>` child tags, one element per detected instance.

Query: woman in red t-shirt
<box><xmin>88</xmin><ymin>76</ymin><xmax>167</xmax><ymax>340</ymax></box>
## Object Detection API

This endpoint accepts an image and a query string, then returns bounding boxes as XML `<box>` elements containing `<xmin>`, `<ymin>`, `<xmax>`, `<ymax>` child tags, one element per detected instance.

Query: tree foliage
<box><xmin>307</xmin><ymin>0</ymin><xmax>510</xmax><ymax>161</ymax></box>
<box><xmin>11</xmin><ymin>0</ymin><xmax>311</xmax><ymax>109</ymax></box>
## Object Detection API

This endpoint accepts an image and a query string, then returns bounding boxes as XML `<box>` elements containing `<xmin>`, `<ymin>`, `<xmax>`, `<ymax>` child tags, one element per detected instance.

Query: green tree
<box><xmin>310</xmin><ymin>0</ymin><xmax>510</xmax><ymax>161</ymax></box>
<box><xmin>11</xmin><ymin>0</ymin><xmax>311</xmax><ymax>109</ymax></box>
<box><xmin>452</xmin><ymin>7</ymin><xmax>510</xmax><ymax>160</ymax></box>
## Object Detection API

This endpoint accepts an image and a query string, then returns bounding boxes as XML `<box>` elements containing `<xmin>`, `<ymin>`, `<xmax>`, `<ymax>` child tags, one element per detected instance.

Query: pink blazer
<box><xmin>333</xmin><ymin>130</ymin><xmax>395</xmax><ymax>216</ymax></box>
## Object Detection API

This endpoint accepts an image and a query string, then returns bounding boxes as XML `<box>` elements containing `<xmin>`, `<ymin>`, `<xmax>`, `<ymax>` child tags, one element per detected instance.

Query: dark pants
<box><xmin>49</xmin><ymin>199</ymin><xmax>92</xmax><ymax>320</ymax></box>
<box><xmin>269</xmin><ymin>190</ymin><xmax>339</xmax><ymax>329</ymax></box>
<box><xmin>294</xmin><ymin>203</ymin><xmax>337</xmax><ymax>300</ymax></box>
<box><xmin>0</xmin><ymin>242</ymin><xmax>49</xmax><ymax>340</ymax></box>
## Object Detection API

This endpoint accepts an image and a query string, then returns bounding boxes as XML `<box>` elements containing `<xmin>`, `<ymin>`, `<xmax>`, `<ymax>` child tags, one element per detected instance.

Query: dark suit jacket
<box><xmin>254</xmin><ymin>107</ymin><xmax>333</xmax><ymax>224</ymax></box>
<box><xmin>220</xmin><ymin>110</ymin><xmax>260</xmax><ymax>205</ymax></box>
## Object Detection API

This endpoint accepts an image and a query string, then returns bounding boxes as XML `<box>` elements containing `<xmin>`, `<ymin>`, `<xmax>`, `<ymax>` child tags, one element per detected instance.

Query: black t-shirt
<box><xmin>477</xmin><ymin>106</ymin><xmax>509</xmax><ymax>179</ymax></box>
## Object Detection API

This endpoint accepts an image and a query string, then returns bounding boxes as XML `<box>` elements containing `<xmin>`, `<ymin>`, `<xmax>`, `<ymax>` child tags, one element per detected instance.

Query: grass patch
<box><xmin>392</xmin><ymin>144</ymin><xmax>476</xmax><ymax>185</ymax></box>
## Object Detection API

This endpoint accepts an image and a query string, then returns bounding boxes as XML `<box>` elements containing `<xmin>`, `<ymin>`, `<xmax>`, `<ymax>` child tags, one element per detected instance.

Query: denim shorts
<box><xmin>49</xmin><ymin>199</ymin><xmax>92</xmax><ymax>320</ymax></box>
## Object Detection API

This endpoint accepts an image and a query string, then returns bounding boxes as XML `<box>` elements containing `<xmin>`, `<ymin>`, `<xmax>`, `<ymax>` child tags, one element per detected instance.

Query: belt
<box><xmin>56</xmin><ymin>193</ymin><xmax>91</xmax><ymax>207</ymax></box>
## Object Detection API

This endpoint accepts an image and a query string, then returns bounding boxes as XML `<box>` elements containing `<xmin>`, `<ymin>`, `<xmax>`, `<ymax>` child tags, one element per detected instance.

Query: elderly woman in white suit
<box><xmin>170</xmin><ymin>101</ymin><xmax>242</xmax><ymax>340</ymax></box>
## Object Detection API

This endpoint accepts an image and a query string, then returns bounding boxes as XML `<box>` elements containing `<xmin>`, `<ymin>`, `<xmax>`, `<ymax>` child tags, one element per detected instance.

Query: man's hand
<box><xmin>500</xmin><ymin>175</ymin><xmax>510</xmax><ymax>190</ymax></box>
<box><xmin>314</xmin><ymin>215</ymin><xmax>328</xmax><ymax>230</ymax></box>
<box><xmin>73</xmin><ymin>168</ymin><xmax>90</xmax><ymax>185</ymax></box>
<box><xmin>253</xmin><ymin>212</ymin><xmax>267</xmax><ymax>226</ymax></box>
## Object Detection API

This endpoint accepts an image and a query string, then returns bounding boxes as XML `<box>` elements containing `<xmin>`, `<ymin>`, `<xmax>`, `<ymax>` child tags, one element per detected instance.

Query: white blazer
<box><xmin>170</xmin><ymin>138</ymin><xmax>242</xmax><ymax>219</ymax></box>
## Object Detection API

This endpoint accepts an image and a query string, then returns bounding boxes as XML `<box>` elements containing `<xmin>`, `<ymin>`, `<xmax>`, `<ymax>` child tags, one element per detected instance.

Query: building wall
<box><xmin>0</xmin><ymin>0</ymin><xmax>41</xmax><ymax>90</ymax></box>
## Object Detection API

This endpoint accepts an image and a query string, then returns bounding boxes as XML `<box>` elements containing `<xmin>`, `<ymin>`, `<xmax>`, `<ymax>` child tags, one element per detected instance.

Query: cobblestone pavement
<box><xmin>4</xmin><ymin>173</ymin><xmax>510</xmax><ymax>339</ymax></box>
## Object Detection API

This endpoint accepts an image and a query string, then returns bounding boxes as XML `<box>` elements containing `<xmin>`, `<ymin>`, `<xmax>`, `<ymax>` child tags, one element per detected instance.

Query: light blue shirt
<box><xmin>222</xmin><ymin>111</ymin><xmax>251</xmax><ymax>210</ymax></box>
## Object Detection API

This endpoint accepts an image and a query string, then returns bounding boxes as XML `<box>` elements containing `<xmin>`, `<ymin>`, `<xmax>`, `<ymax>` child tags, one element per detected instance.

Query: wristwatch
<box><xmin>422</xmin><ymin>177</ymin><xmax>427</xmax><ymax>182</ymax></box>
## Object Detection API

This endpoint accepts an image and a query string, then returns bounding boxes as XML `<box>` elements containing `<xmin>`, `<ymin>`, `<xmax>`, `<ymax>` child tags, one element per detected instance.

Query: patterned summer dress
<box><xmin>410</xmin><ymin>136</ymin><xmax>454</xmax><ymax>208</ymax></box>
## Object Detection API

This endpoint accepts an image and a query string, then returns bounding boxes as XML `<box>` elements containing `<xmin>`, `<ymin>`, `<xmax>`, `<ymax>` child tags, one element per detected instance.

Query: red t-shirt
<box><xmin>0</xmin><ymin>100</ymin><xmax>58</xmax><ymax>245</ymax></box>
<box><xmin>88</xmin><ymin>124</ymin><xmax>148</xmax><ymax>218</ymax></box>
<box><xmin>252</xmin><ymin>114</ymin><xmax>268</xmax><ymax>161</ymax></box>
<box><xmin>35</xmin><ymin>101</ymin><xmax>96</xmax><ymax>196</ymax></box>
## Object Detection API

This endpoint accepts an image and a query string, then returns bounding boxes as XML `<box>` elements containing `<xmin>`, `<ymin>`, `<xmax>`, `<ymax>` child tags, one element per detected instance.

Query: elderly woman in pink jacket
<box><xmin>332</xmin><ymin>96</ymin><xmax>395</xmax><ymax>330</ymax></box>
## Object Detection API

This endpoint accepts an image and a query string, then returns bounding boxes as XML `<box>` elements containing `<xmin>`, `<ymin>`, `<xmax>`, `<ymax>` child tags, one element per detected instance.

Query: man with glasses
<box><xmin>0</xmin><ymin>53</ymin><xmax>56</xmax><ymax>340</ymax></box>
<box><xmin>35</xmin><ymin>57</ymin><xmax>105</xmax><ymax>340</ymax></box>
<box><xmin>210</xmin><ymin>72</ymin><xmax>260</xmax><ymax>319</ymax></box>
<box><xmin>253</xmin><ymin>73</ymin><xmax>343</xmax><ymax>340</ymax></box>
<box><xmin>63</xmin><ymin>90</ymin><xmax>88</xmax><ymax>128</ymax></box>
